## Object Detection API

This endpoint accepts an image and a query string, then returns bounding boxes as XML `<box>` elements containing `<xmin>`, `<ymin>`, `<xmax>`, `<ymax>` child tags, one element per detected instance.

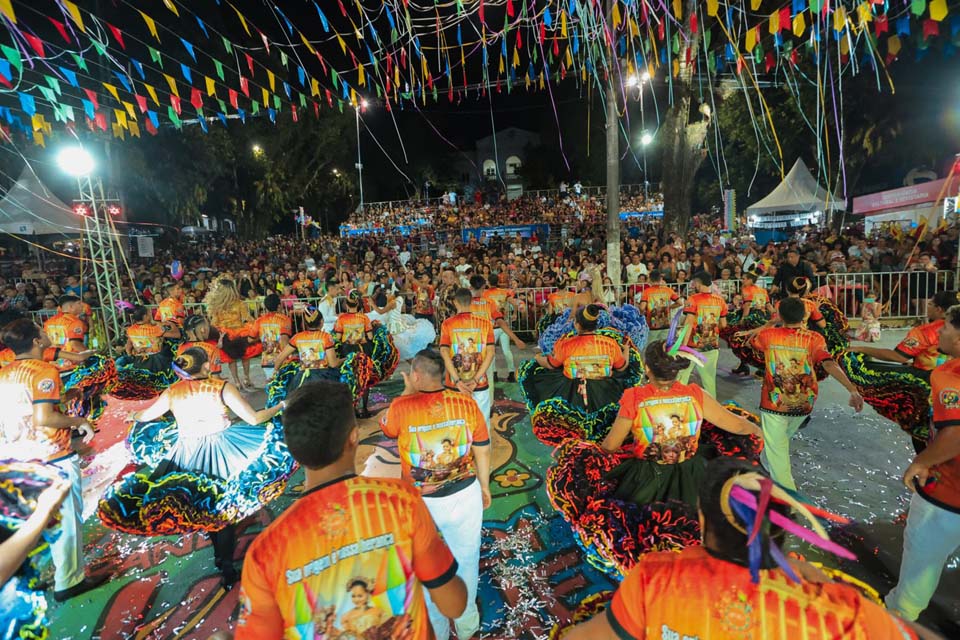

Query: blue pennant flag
<box><xmin>237</xmin><ymin>108</ymin><xmax>246</xmax><ymax>123</ymax></box>
<box><xmin>297</xmin><ymin>66</ymin><xmax>306</xmax><ymax>86</ymax></box>
<box><xmin>18</xmin><ymin>92</ymin><xmax>36</xmax><ymax>116</ymax></box>
<box><xmin>217</xmin><ymin>112</ymin><xmax>228</xmax><ymax>127</ymax></box>
<box><xmin>198</xmin><ymin>113</ymin><xmax>208</xmax><ymax>132</ymax></box>
<box><xmin>59</xmin><ymin>66</ymin><xmax>79</xmax><ymax>87</ymax></box>
<box><xmin>196</xmin><ymin>17</ymin><xmax>209</xmax><ymax>39</ymax></box>
<box><xmin>147</xmin><ymin>110</ymin><xmax>159</xmax><ymax>128</ymax></box>
<box><xmin>83</xmin><ymin>99</ymin><xmax>95</xmax><ymax>120</ymax></box>
<box><xmin>130</xmin><ymin>58</ymin><xmax>145</xmax><ymax>80</ymax></box>
<box><xmin>180</xmin><ymin>38</ymin><xmax>197</xmax><ymax>62</ymax></box>
<box><xmin>896</xmin><ymin>16</ymin><xmax>911</xmax><ymax>37</ymax></box>
<box><xmin>544</xmin><ymin>7</ymin><xmax>553</xmax><ymax>27</ymax></box>
<box><xmin>283</xmin><ymin>81</ymin><xmax>291</xmax><ymax>98</ymax></box>
<box><xmin>314</xmin><ymin>3</ymin><xmax>329</xmax><ymax>31</ymax></box>
<box><xmin>267</xmin><ymin>107</ymin><xmax>276</xmax><ymax>123</ymax></box>
<box><xmin>180</xmin><ymin>63</ymin><xmax>193</xmax><ymax>84</ymax></box>
<box><xmin>0</xmin><ymin>60</ymin><xmax>10</xmax><ymax>82</ymax></box>
<box><xmin>113</xmin><ymin>70</ymin><xmax>132</xmax><ymax>92</ymax></box>
<box><xmin>384</xmin><ymin>4</ymin><xmax>395</xmax><ymax>30</ymax></box>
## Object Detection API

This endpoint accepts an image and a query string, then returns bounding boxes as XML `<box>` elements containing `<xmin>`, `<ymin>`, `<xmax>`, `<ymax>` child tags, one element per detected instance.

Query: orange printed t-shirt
<box><xmin>43</xmin><ymin>312</ymin><xmax>86</xmax><ymax>370</ymax></box>
<box><xmin>0</xmin><ymin>359</ymin><xmax>68</xmax><ymax>461</ymax></box>
<box><xmin>127</xmin><ymin>323</ymin><xmax>164</xmax><ymax>356</ymax></box>
<box><xmin>548</xmin><ymin>333</ymin><xmax>626</xmax><ymax>380</ymax></box>
<box><xmin>741</xmin><ymin>284</ymin><xmax>770</xmax><ymax>311</ymax></box>
<box><xmin>618</xmin><ymin>382</ymin><xmax>704</xmax><ymax>464</ymax></box>
<box><xmin>235</xmin><ymin>475</ymin><xmax>457</xmax><ymax>640</ymax></box>
<box><xmin>255</xmin><ymin>312</ymin><xmax>293</xmax><ymax>367</ymax></box>
<box><xmin>753</xmin><ymin>327</ymin><xmax>833</xmax><ymax>416</ymax></box>
<box><xmin>334</xmin><ymin>312</ymin><xmax>373</xmax><ymax>345</ymax></box>
<box><xmin>482</xmin><ymin>288</ymin><xmax>513</xmax><ymax>315</ymax></box>
<box><xmin>155</xmin><ymin>297</ymin><xmax>186</xmax><ymax>325</ymax></box>
<box><xmin>167</xmin><ymin>377</ymin><xmax>231</xmax><ymax>437</ymax></box>
<box><xmin>290</xmin><ymin>330</ymin><xmax>335</xmax><ymax>369</ymax></box>
<box><xmin>0</xmin><ymin>347</ymin><xmax>14</xmax><ymax>368</ymax></box>
<box><xmin>439</xmin><ymin>312</ymin><xmax>495</xmax><ymax>390</ymax></box>
<box><xmin>683</xmin><ymin>292</ymin><xmax>727</xmax><ymax>351</ymax></box>
<box><xmin>896</xmin><ymin>319</ymin><xmax>949</xmax><ymax>371</ymax></box>
<box><xmin>774</xmin><ymin>297</ymin><xmax>824</xmax><ymax>328</ymax></box>
<box><xmin>468</xmin><ymin>296</ymin><xmax>503</xmax><ymax>323</ymax></box>
<box><xmin>178</xmin><ymin>341</ymin><xmax>222</xmax><ymax>374</ymax></box>
<box><xmin>918</xmin><ymin>358</ymin><xmax>960</xmax><ymax>513</ymax></box>
<box><xmin>641</xmin><ymin>285</ymin><xmax>680</xmax><ymax>330</ymax></box>
<box><xmin>381</xmin><ymin>390</ymin><xmax>490</xmax><ymax>497</ymax></box>
<box><xmin>547</xmin><ymin>290</ymin><xmax>575</xmax><ymax>313</ymax></box>
<box><xmin>608</xmin><ymin>546</ymin><xmax>918</xmax><ymax>640</ymax></box>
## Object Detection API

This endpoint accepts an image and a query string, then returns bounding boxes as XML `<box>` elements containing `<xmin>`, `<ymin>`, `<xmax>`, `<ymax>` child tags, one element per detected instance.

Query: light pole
<box><xmin>640</xmin><ymin>131</ymin><xmax>653</xmax><ymax>203</ymax></box>
<box><xmin>355</xmin><ymin>100</ymin><xmax>368</xmax><ymax>212</ymax></box>
<box><xmin>627</xmin><ymin>71</ymin><xmax>652</xmax><ymax>203</ymax></box>
<box><xmin>57</xmin><ymin>145</ymin><xmax>126</xmax><ymax>353</ymax></box>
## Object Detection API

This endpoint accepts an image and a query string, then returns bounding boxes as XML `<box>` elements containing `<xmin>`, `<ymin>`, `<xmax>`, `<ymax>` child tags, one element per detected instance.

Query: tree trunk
<box><xmin>660</xmin><ymin>0</ymin><xmax>708</xmax><ymax>239</ymax></box>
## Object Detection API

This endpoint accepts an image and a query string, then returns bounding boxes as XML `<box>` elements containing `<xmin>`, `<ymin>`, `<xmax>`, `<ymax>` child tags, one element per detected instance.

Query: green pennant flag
<box><xmin>391</xmin><ymin>28</ymin><xmax>398</xmax><ymax>43</ymax></box>
<box><xmin>911</xmin><ymin>0</ymin><xmax>926</xmax><ymax>16</ymax></box>
<box><xmin>703</xmin><ymin>29</ymin><xmax>712</xmax><ymax>50</ymax></box>
<box><xmin>273</xmin><ymin>94</ymin><xmax>281</xmax><ymax>109</ymax></box>
<box><xmin>707</xmin><ymin>53</ymin><xmax>716</xmax><ymax>73</ymax></box>
<box><xmin>63</xmin><ymin>105</ymin><xmax>75</xmax><ymax>121</ymax></box>
<box><xmin>548</xmin><ymin>50</ymin><xmax>554</xmax><ymax>64</ymax></box>
<box><xmin>456</xmin><ymin>0</ymin><xmax>463</xmax><ymax>14</ymax></box>
<box><xmin>252</xmin><ymin>100</ymin><xmax>260</xmax><ymax>115</ymax></box>
<box><xmin>331</xmin><ymin>69</ymin><xmax>339</xmax><ymax>89</ymax></box>
<box><xmin>1</xmin><ymin>45</ymin><xmax>21</xmax><ymax>74</ymax></box>
<box><xmin>672</xmin><ymin>33</ymin><xmax>680</xmax><ymax>54</ymax></box>
<box><xmin>92</xmin><ymin>40</ymin><xmax>107</xmax><ymax>56</ymax></box>
<box><xmin>168</xmin><ymin>105</ymin><xmax>182</xmax><ymax>128</ymax></box>
<box><xmin>150</xmin><ymin>47</ymin><xmax>163</xmax><ymax>68</ymax></box>
<box><xmin>38</xmin><ymin>86</ymin><xmax>58</xmax><ymax>104</ymax></box>
<box><xmin>222</xmin><ymin>37</ymin><xmax>233</xmax><ymax>54</ymax></box>
<box><xmin>280</xmin><ymin>51</ymin><xmax>288</xmax><ymax>67</ymax></box>
<box><xmin>299</xmin><ymin>92</ymin><xmax>307</xmax><ymax>107</ymax></box>
<box><xmin>754</xmin><ymin>43</ymin><xmax>763</xmax><ymax>64</ymax></box>
<box><xmin>376</xmin><ymin>85</ymin><xmax>382</xmax><ymax>98</ymax></box>
<box><xmin>217</xmin><ymin>98</ymin><xmax>228</xmax><ymax>113</ymax></box>
<box><xmin>70</xmin><ymin>52</ymin><xmax>87</xmax><ymax>72</ymax></box>
<box><xmin>810</xmin><ymin>0</ymin><xmax>822</xmax><ymax>12</ymax></box>
<box><xmin>214</xmin><ymin>59</ymin><xmax>225</xmax><ymax>81</ymax></box>
<box><xmin>45</xmin><ymin>75</ymin><xmax>62</xmax><ymax>96</ymax></box>
<box><xmin>53</xmin><ymin>105</ymin><xmax>64</xmax><ymax>122</ymax></box>
<box><xmin>432</xmin><ymin>86</ymin><xmax>437</xmax><ymax>102</ymax></box>
<box><xmin>338</xmin><ymin>100</ymin><xmax>344</xmax><ymax>113</ymax></box>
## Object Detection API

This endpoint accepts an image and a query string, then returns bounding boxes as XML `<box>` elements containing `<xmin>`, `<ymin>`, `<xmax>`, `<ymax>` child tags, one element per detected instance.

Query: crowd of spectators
<box><xmin>0</xmin><ymin>193</ymin><xmax>956</xmax><ymax>332</ymax></box>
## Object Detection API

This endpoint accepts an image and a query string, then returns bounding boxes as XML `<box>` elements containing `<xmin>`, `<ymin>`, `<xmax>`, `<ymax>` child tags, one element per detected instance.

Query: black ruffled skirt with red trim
<box><xmin>546</xmin><ymin>405</ymin><xmax>764</xmax><ymax>579</ymax></box>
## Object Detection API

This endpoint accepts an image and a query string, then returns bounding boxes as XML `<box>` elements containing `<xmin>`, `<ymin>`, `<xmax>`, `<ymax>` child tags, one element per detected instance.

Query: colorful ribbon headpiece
<box><xmin>303</xmin><ymin>305</ymin><xmax>320</xmax><ymax>325</ymax></box>
<box><xmin>664</xmin><ymin>309</ymin><xmax>707</xmax><ymax>367</ymax></box>
<box><xmin>719</xmin><ymin>471</ymin><xmax>855</xmax><ymax>584</ymax></box>
<box><xmin>581</xmin><ymin>305</ymin><xmax>599</xmax><ymax>322</ymax></box>
<box><xmin>172</xmin><ymin>352</ymin><xmax>197</xmax><ymax>380</ymax></box>
<box><xmin>789</xmin><ymin>277</ymin><xmax>812</xmax><ymax>295</ymax></box>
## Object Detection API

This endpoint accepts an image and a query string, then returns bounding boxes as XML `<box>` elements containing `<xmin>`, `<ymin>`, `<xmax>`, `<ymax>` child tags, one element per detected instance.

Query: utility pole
<box><xmin>605</xmin><ymin>0</ymin><xmax>621</xmax><ymax>286</ymax></box>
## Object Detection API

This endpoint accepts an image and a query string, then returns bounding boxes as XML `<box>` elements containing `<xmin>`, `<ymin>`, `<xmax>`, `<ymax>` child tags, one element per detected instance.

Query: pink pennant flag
<box><xmin>107</xmin><ymin>23</ymin><xmax>125</xmax><ymax>49</ymax></box>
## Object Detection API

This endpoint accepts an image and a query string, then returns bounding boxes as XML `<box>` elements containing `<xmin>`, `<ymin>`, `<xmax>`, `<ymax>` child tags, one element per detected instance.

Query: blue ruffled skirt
<box><xmin>538</xmin><ymin>305</ymin><xmax>648</xmax><ymax>356</ymax></box>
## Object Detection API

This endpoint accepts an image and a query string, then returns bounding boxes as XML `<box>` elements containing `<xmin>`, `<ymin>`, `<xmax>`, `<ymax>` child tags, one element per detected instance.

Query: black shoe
<box><xmin>219</xmin><ymin>566</ymin><xmax>238</xmax><ymax>591</ymax></box>
<box><xmin>493</xmin><ymin>372</ymin><xmax>500</xmax><ymax>382</ymax></box>
<box><xmin>732</xmin><ymin>364</ymin><xmax>749</xmax><ymax>376</ymax></box>
<box><xmin>355</xmin><ymin>408</ymin><xmax>372</xmax><ymax>419</ymax></box>
<box><xmin>53</xmin><ymin>575</ymin><xmax>109</xmax><ymax>602</ymax></box>
<box><xmin>799</xmin><ymin>416</ymin><xmax>812</xmax><ymax>430</ymax></box>
<box><xmin>507</xmin><ymin>372</ymin><xmax>517</xmax><ymax>383</ymax></box>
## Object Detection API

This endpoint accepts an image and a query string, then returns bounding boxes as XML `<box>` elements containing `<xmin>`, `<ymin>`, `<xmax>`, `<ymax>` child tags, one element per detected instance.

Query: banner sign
<box><xmin>619</xmin><ymin>210</ymin><xmax>663</xmax><ymax>220</ymax></box>
<box><xmin>339</xmin><ymin>219</ymin><xmax>430</xmax><ymax>237</ymax></box>
<box><xmin>723</xmin><ymin>190</ymin><xmax>737</xmax><ymax>230</ymax></box>
<box><xmin>461</xmin><ymin>224</ymin><xmax>551</xmax><ymax>243</ymax></box>
<box><xmin>852</xmin><ymin>176</ymin><xmax>960</xmax><ymax>215</ymax></box>
<box><xmin>137</xmin><ymin>236</ymin><xmax>155</xmax><ymax>257</ymax></box>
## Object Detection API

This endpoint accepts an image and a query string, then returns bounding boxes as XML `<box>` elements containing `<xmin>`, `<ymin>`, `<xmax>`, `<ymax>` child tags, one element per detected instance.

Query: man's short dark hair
<box><xmin>282</xmin><ymin>382</ymin><xmax>356</xmax><ymax>469</ymax></box>
<box><xmin>778</xmin><ymin>297</ymin><xmax>806</xmax><ymax>324</ymax></box>
<box><xmin>412</xmin><ymin>349</ymin><xmax>444</xmax><ymax>381</ymax></box>
<box><xmin>692</xmin><ymin>272</ymin><xmax>712</xmax><ymax>288</ymax></box>
<box><xmin>650</xmin><ymin>270</ymin><xmax>662</xmax><ymax>282</ymax></box>
<box><xmin>264</xmin><ymin>293</ymin><xmax>281</xmax><ymax>312</ymax></box>
<box><xmin>1</xmin><ymin>318</ymin><xmax>40</xmax><ymax>354</ymax></box>
<box><xmin>163</xmin><ymin>282</ymin><xmax>180</xmax><ymax>295</ymax></box>
<box><xmin>57</xmin><ymin>294</ymin><xmax>81</xmax><ymax>306</ymax></box>
<box><xmin>453</xmin><ymin>287</ymin><xmax>473</xmax><ymax>306</ymax></box>
<box><xmin>469</xmin><ymin>275</ymin><xmax>486</xmax><ymax>291</ymax></box>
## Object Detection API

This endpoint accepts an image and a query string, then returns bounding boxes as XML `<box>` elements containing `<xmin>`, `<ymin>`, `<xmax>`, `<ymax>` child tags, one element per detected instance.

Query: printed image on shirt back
<box><xmin>404</xmin><ymin>418</ymin><xmax>476</xmax><ymax>491</ymax></box>
<box><xmin>693</xmin><ymin>303</ymin><xmax>724</xmax><ymax>350</ymax></box>
<box><xmin>765</xmin><ymin>345</ymin><xmax>817</xmax><ymax>413</ymax></box>
<box><xmin>450</xmin><ymin>327</ymin><xmax>484</xmax><ymax>381</ymax></box>
<box><xmin>296</xmin><ymin>337</ymin><xmax>329</xmax><ymax>369</ymax></box>
<box><xmin>632</xmin><ymin>395</ymin><xmax>703</xmax><ymax>464</ymax></box>
<box><xmin>341</xmin><ymin>320</ymin><xmax>366</xmax><ymax>345</ymax></box>
<box><xmin>565</xmin><ymin>354</ymin><xmax>613</xmax><ymax>380</ymax></box>
<box><xmin>646</xmin><ymin>291</ymin><xmax>673</xmax><ymax>329</ymax></box>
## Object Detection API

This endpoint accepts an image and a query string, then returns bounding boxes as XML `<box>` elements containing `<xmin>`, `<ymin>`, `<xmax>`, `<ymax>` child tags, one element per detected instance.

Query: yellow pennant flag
<box><xmin>394</xmin><ymin>66</ymin><xmax>399</xmax><ymax>88</ymax></box>
<box><xmin>707</xmin><ymin>0</ymin><xmax>719</xmax><ymax>17</ymax></box>
<box><xmin>261</xmin><ymin>87</ymin><xmax>269</xmax><ymax>106</ymax></box>
<box><xmin>358</xmin><ymin>64</ymin><xmax>365</xmax><ymax>86</ymax></box>
<box><xmin>140</xmin><ymin>12</ymin><xmax>160</xmax><ymax>41</ymax></box>
<box><xmin>512</xmin><ymin>47</ymin><xmax>520</xmax><ymax>68</ymax></box>
<box><xmin>887</xmin><ymin>35</ymin><xmax>901</xmax><ymax>57</ymax></box>
<box><xmin>672</xmin><ymin>0</ymin><xmax>681</xmax><ymax>20</ymax></box>
<box><xmin>0</xmin><ymin>0</ymin><xmax>16</xmax><ymax>24</ymax></box>
<box><xmin>565</xmin><ymin>47</ymin><xmax>573</xmax><ymax>66</ymax></box>
<box><xmin>300</xmin><ymin>32</ymin><xmax>317</xmax><ymax>55</ymax></box>
<box><xmin>538</xmin><ymin>72</ymin><xmax>544</xmax><ymax>90</ymax></box>
<box><xmin>561</xmin><ymin>10</ymin><xmax>567</xmax><ymax>37</ymax></box>
<box><xmin>163</xmin><ymin>74</ymin><xmax>179</xmax><ymax>97</ymax></box>
<box><xmin>629</xmin><ymin>17</ymin><xmax>640</xmax><ymax>37</ymax></box>
<box><xmin>524</xmin><ymin>73</ymin><xmax>531</xmax><ymax>90</ymax></box>
<box><xmin>839</xmin><ymin>33</ymin><xmax>850</xmax><ymax>55</ymax></box>
<box><xmin>233</xmin><ymin>5</ymin><xmax>251</xmax><ymax>36</ymax></box>
<box><xmin>146</xmin><ymin>84</ymin><xmax>160</xmax><ymax>106</ymax></box>
<box><xmin>267</xmin><ymin>70</ymin><xmax>276</xmax><ymax>92</ymax></box>
<box><xmin>31</xmin><ymin>113</ymin><xmax>43</xmax><ymax>131</ymax></box>
<box><xmin>336</xmin><ymin>35</ymin><xmax>346</xmax><ymax>54</ymax></box>
<box><xmin>499</xmin><ymin>54</ymin><xmax>505</xmax><ymax>74</ymax></box>
<box><xmin>793</xmin><ymin>13</ymin><xmax>806</xmax><ymax>37</ymax></box>
<box><xmin>102</xmin><ymin>83</ymin><xmax>121</xmax><ymax>102</ymax></box>
<box><xmin>833</xmin><ymin>6</ymin><xmax>847</xmax><ymax>32</ymax></box>
<box><xmin>857</xmin><ymin>3</ymin><xmax>873</xmax><ymax>26</ymax></box>
<box><xmin>746</xmin><ymin>27</ymin><xmax>758</xmax><ymax>52</ymax></box>
<box><xmin>751</xmin><ymin>0</ymin><xmax>761</xmax><ymax>10</ymax></box>
<box><xmin>123</xmin><ymin>101</ymin><xmax>136</xmax><ymax>119</ymax></box>
<box><xmin>162</xmin><ymin>0</ymin><xmax>179</xmax><ymax>16</ymax></box>
<box><xmin>769</xmin><ymin>12</ymin><xmax>780</xmax><ymax>34</ymax></box>
<box><xmin>350</xmin><ymin>88</ymin><xmax>356</xmax><ymax>106</ymax></box>
<box><xmin>112</xmin><ymin>123</ymin><xmax>125</xmax><ymax>140</ymax></box>
<box><xmin>673</xmin><ymin>58</ymin><xmax>680</xmax><ymax>77</ymax></box>
<box><xmin>114</xmin><ymin>109</ymin><xmax>128</xmax><ymax>130</ymax></box>
<box><xmin>613</xmin><ymin>2</ymin><xmax>622</xmax><ymax>28</ymax></box>
<box><xmin>930</xmin><ymin>0</ymin><xmax>948</xmax><ymax>21</ymax></box>
<box><xmin>129</xmin><ymin>120</ymin><xmax>141</xmax><ymax>138</ymax></box>
<box><xmin>310</xmin><ymin>78</ymin><xmax>320</xmax><ymax>97</ymax></box>
<box><xmin>63</xmin><ymin>0</ymin><xmax>84</xmax><ymax>32</ymax></box>
<box><xmin>33</xmin><ymin>130</ymin><xmax>44</xmax><ymax>147</ymax></box>
<box><xmin>205</xmin><ymin>76</ymin><xmax>217</xmax><ymax>97</ymax></box>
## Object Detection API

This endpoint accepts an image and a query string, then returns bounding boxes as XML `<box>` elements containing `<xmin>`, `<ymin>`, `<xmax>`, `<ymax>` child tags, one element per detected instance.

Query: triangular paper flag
<box><xmin>140</xmin><ymin>11</ymin><xmax>160</xmax><ymax>41</ymax></box>
<box><xmin>63</xmin><ymin>1</ymin><xmax>85</xmax><ymax>33</ymax></box>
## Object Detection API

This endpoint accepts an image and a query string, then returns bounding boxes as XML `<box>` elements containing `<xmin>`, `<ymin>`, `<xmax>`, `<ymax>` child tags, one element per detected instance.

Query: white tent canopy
<box><xmin>746</xmin><ymin>159</ymin><xmax>845</xmax><ymax>215</ymax></box>
<box><xmin>0</xmin><ymin>167</ymin><xmax>82</xmax><ymax>235</ymax></box>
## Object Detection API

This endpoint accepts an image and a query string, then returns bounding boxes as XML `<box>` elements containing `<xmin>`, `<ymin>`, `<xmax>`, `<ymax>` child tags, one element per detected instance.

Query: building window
<box><xmin>506</xmin><ymin>155</ymin><xmax>522</xmax><ymax>176</ymax></box>
<box><xmin>482</xmin><ymin>159</ymin><xmax>497</xmax><ymax>180</ymax></box>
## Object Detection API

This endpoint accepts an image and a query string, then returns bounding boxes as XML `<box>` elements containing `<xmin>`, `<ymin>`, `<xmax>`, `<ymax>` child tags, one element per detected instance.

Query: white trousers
<box><xmin>885</xmin><ymin>492</ymin><xmax>960</xmax><ymax>620</ymax></box>
<box><xmin>50</xmin><ymin>454</ymin><xmax>85</xmax><ymax>591</ymax></box>
<box><xmin>423</xmin><ymin>480</ymin><xmax>483</xmax><ymax>640</ymax></box>
<box><xmin>473</xmin><ymin>385</ymin><xmax>493</xmax><ymax>430</ymax></box>
<box><xmin>493</xmin><ymin>328</ymin><xmax>515</xmax><ymax>373</ymax></box>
